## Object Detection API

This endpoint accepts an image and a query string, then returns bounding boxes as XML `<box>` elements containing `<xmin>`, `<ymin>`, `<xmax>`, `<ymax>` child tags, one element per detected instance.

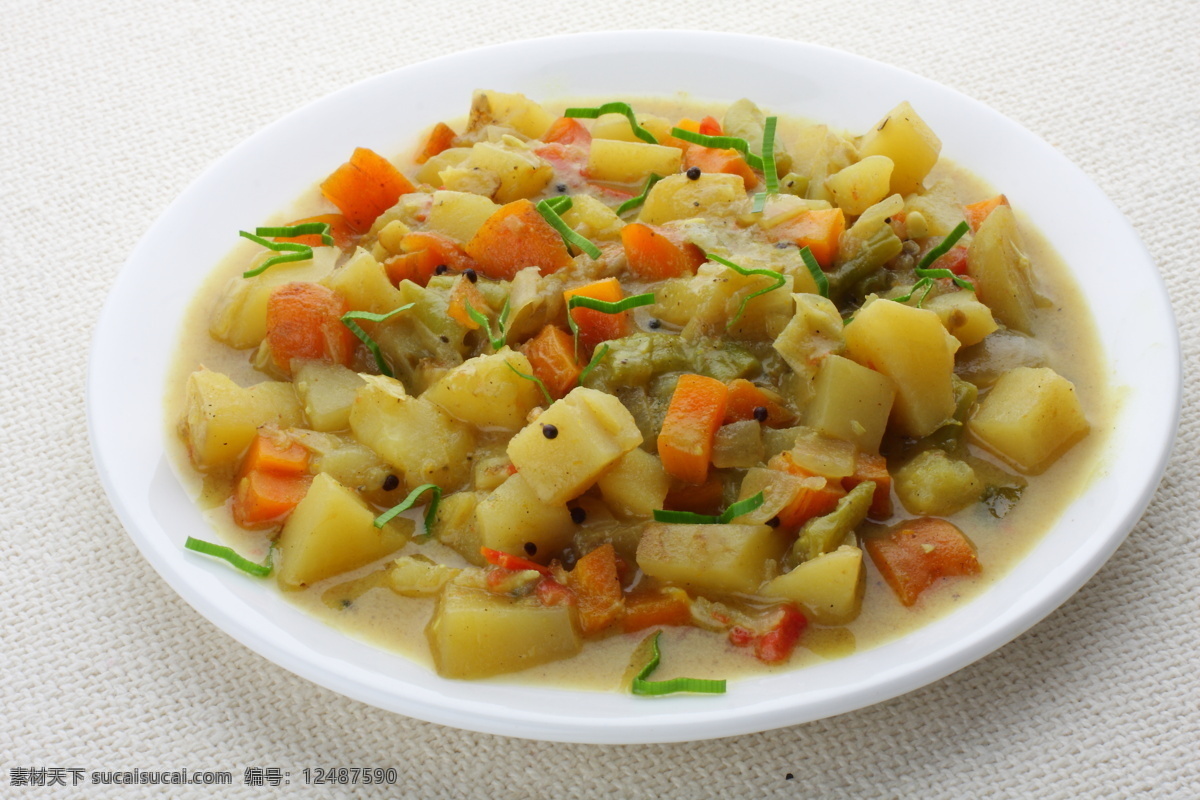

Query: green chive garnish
<box><xmin>254</xmin><ymin>222</ymin><xmax>334</xmax><ymax>246</ymax></box>
<box><xmin>669</xmin><ymin>128</ymin><xmax>765</xmax><ymax>170</ymax></box>
<box><xmin>564</xmin><ymin>102</ymin><xmax>658</xmax><ymax>144</ymax></box>
<box><xmin>341</xmin><ymin>304</ymin><xmax>414</xmax><ymax>377</ymax></box>
<box><xmin>375</xmin><ymin>483</ymin><xmax>442</xmax><ymax>539</ymax></box>
<box><xmin>579</xmin><ymin>342</ymin><xmax>610</xmax><ymax>384</ymax></box>
<box><xmin>184</xmin><ymin>537</ymin><xmax>272</xmax><ymax>577</ymax></box>
<box><xmin>566</xmin><ymin>292</ymin><xmax>655</xmax><ymax>358</ymax></box>
<box><xmin>617</xmin><ymin>173</ymin><xmax>664</xmax><ymax>216</ymax></box>
<box><xmin>890</xmin><ymin>276</ymin><xmax>937</xmax><ymax>307</ymax></box>
<box><xmin>631</xmin><ymin>631</ymin><xmax>727</xmax><ymax>696</ymax></box>
<box><xmin>705</xmin><ymin>253</ymin><xmax>786</xmax><ymax>328</ymax></box>
<box><xmin>239</xmin><ymin>232</ymin><xmax>311</xmax><ymax>279</ymax></box>
<box><xmin>751</xmin><ymin>116</ymin><xmax>779</xmax><ymax>214</ymax></box>
<box><xmin>505</xmin><ymin>360</ymin><xmax>554</xmax><ymax>406</ymax></box>
<box><xmin>465</xmin><ymin>298</ymin><xmax>511</xmax><ymax>351</ymax></box>
<box><xmin>652</xmin><ymin>491</ymin><xmax>766</xmax><ymax>525</ymax></box>
<box><xmin>915</xmin><ymin>221</ymin><xmax>973</xmax><ymax>290</ymax></box>
<box><xmin>799</xmin><ymin>246</ymin><xmax>829</xmax><ymax>299</ymax></box>
<box><xmin>535</xmin><ymin>197</ymin><xmax>603</xmax><ymax>260</ymax></box>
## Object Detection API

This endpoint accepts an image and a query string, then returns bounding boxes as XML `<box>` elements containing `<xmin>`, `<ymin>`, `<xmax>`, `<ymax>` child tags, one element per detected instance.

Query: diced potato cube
<box><xmin>597</xmin><ymin>447</ymin><xmax>671</xmax><ymax>518</ymax></box>
<box><xmin>587</xmin><ymin>138</ymin><xmax>682</xmax><ymax>184</ymax></box>
<box><xmin>773</xmin><ymin>294</ymin><xmax>845</xmax><ymax>401</ymax></box>
<box><xmin>967</xmin><ymin>367</ymin><xmax>1089</xmax><ymax>472</ymax></box>
<box><xmin>349</xmin><ymin>375</ymin><xmax>475</xmax><ymax>488</ymax></box>
<box><xmin>805</xmin><ymin>355</ymin><xmax>897</xmax><ymax>453</ymax></box>
<box><xmin>427</xmin><ymin>190</ymin><xmax>501</xmax><ymax>243</ymax></box>
<box><xmin>432</xmin><ymin>491</ymin><xmax>485</xmax><ymax>566</ymax></box>
<box><xmin>427</xmin><ymin>583</ymin><xmax>581</xmax><ymax>679</ymax></box>
<box><xmin>476</xmin><ymin>90</ymin><xmax>555</xmax><ymax>139</ymax></box>
<box><xmin>468</xmin><ymin>140</ymin><xmax>554</xmax><ymax>204</ymax></box>
<box><xmin>844</xmin><ymin>299</ymin><xmax>959</xmax><ymax>438</ymax></box>
<box><xmin>472</xmin><ymin>450</ymin><xmax>514</xmax><ymax>491</ymax></box>
<box><xmin>925</xmin><ymin>290</ymin><xmax>999</xmax><ymax>347</ymax></box>
<box><xmin>295</xmin><ymin>433</ymin><xmax>392</xmax><ymax>504</ymax></box>
<box><xmin>690</xmin><ymin>261</ymin><xmax>796</xmax><ymax>341</ymax></box>
<box><xmin>416</xmin><ymin>147</ymin><xmax>471</xmax><ymax>186</ymax></box>
<box><xmin>183</xmin><ymin>369</ymin><xmax>304</xmax><ymax>469</ymax></box>
<box><xmin>321</xmin><ymin>248</ymin><xmax>410</xmax><ymax>315</ymax></box>
<box><xmin>590</xmin><ymin>113</ymin><xmax>672</xmax><ymax>142</ymax></box>
<box><xmin>637</xmin><ymin>523</ymin><xmax>786</xmax><ymax>596</ymax></box>
<box><xmin>475</xmin><ymin>472</ymin><xmax>575</xmax><ymax>559</ymax></box>
<box><xmin>894</xmin><ymin>449</ymin><xmax>983</xmax><ymax>515</ymax></box>
<box><xmin>639</xmin><ymin>173</ymin><xmax>746</xmax><ymax>225</ymax></box>
<box><xmin>292</xmin><ymin>361</ymin><xmax>365</xmax><ymax>432</ymax></box>
<box><xmin>507</xmin><ymin>387</ymin><xmax>643</xmax><ymax>505</ymax></box>
<box><xmin>858</xmin><ymin>101</ymin><xmax>941</xmax><ymax>196</ymax></box>
<box><xmin>968</xmin><ymin>205</ymin><xmax>1039</xmax><ymax>334</ymax></box>
<box><xmin>422</xmin><ymin>349</ymin><xmax>543</xmax><ymax>431</ymax></box>
<box><xmin>208</xmin><ymin>247</ymin><xmax>338</xmax><ymax>349</ymax></box>
<box><xmin>761</xmin><ymin>545</ymin><xmax>865</xmax><ymax>625</ymax></box>
<box><xmin>903</xmin><ymin>179</ymin><xmax>967</xmax><ymax>237</ymax></box>
<box><xmin>388</xmin><ymin>555</ymin><xmax>460</xmax><ymax>597</ymax></box>
<box><xmin>276</xmin><ymin>473</ymin><xmax>411</xmax><ymax>589</ymax></box>
<box><xmin>789</xmin><ymin>124</ymin><xmax>859</xmax><ymax>204</ymax></box>
<box><xmin>825</xmin><ymin>155</ymin><xmax>894</xmax><ymax>216</ymax></box>
<box><xmin>561</xmin><ymin>194</ymin><xmax>625</xmax><ymax>241</ymax></box>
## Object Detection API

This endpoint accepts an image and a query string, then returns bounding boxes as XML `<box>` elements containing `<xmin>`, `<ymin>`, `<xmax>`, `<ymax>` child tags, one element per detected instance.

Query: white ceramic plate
<box><xmin>88</xmin><ymin>31</ymin><xmax>1179</xmax><ymax>744</ymax></box>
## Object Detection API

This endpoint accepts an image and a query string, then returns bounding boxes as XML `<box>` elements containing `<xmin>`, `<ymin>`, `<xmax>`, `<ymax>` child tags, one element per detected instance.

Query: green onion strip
<box><xmin>890</xmin><ymin>277</ymin><xmax>937</xmax><ymax>307</ymax></box>
<box><xmin>631</xmin><ymin>631</ymin><xmax>727</xmax><ymax>696</ymax></box>
<box><xmin>184</xmin><ymin>537</ymin><xmax>273</xmax><ymax>577</ymax></box>
<box><xmin>751</xmin><ymin>116</ymin><xmax>779</xmax><ymax>214</ymax></box>
<box><xmin>341</xmin><ymin>304</ymin><xmax>414</xmax><ymax>377</ymax></box>
<box><xmin>914</xmin><ymin>221</ymin><xmax>973</xmax><ymax>290</ymax></box>
<box><xmin>375</xmin><ymin>484</ymin><xmax>442</xmax><ymax>539</ymax></box>
<box><xmin>617</xmin><ymin>173</ymin><xmax>663</xmax><ymax>216</ymax></box>
<box><xmin>239</xmin><ymin>223</ymin><xmax>333</xmax><ymax>278</ymax></box>
<box><xmin>652</xmin><ymin>491</ymin><xmax>766</xmax><ymax>525</ymax></box>
<box><xmin>535</xmin><ymin>197</ymin><xmax>603</xmax><ymax>260</ymax></box>
<box><xmin>564</xmin><ymin>102</ymin><xmax>658</xmax><ymax>144</ymax></box>
<box><xmin>579</xmin><ymin>342</ymin><xmax>610</xmax><ymax>384</ymax></box>
<box><xmin>505</xmin><ymin>360</ymin><xmax>554</xmax><ymax>406</ymax></box>
<box><xmin>465</xmin><ymin>298</ymin><xmax>512</xmax><ymax>351</ymax></box>
<box><xmin>705</xmin><ymin>253</ymin><xmax>786</xmax><ymax>328</ymax></box>
<box><xmin>669</xmin><ymin>128</ymin><xmax>765</xmax><ymax>171</ymax></box>
<box><xmin>798</xmin><ymin>246</ymin><xmax>829</xmax><ymax>299</ymax></box>
<box><xmin>566</xmin><ymin>293</ymin><xmax>656</xmax><ymax>359</ymax></box>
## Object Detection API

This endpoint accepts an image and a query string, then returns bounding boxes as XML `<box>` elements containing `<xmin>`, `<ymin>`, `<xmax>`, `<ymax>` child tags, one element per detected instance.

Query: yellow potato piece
<box><xmin>968</xmin><ymin>367</ymin><xmax>1089</xmax><ymax>473</ymax></box>
<box><xmin>762</xmin><ymin>545</ymin><xmax>866</xmax><ymax>625</ymax></box>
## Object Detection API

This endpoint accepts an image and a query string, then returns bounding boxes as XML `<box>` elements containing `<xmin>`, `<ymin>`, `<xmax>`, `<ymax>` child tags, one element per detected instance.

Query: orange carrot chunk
<box><xmin>684</xmin><ymin>144</ymin><xmax>759</xmax><ymax>190</ymax></box>
<box><xmin>563</xmin><ymin>277</ymin><xmax>629</xmax><ymax>354</ymax></box>
<box><xmin>842</xmin><ymin>452</ymin><xmax>893</xmax><ymax>519</ymax></box>
<box><xmin>385</xmin><ymin>231</ymin><xmax>479</xmax><ymax>287</ymax></box>
<box><xmin>274</xmin><ymin>214</ymin><xmax>355</xmax><ymax>249</ymax></box>
<box><xmin>864</xmin><ymin>517</ymin><xmax>982</xmax><ymax>606</ymax></box>
<box><xmin>767</xmin><ymin>452</ymin><xmax>847</xmax><ymax>527</ymax></box>
<box><xmin>765</xmin><ymin>208</ymin><xmax>845</xmax><ymax>269</ymax></box>
<box><xmin>319</xmin><ymin>147</ymin><xmax>415</xmax><ymax>232</ymax></box>
<box><xmin>465</xmin><ymin>199</ymin><xmax>574</xmax><ymax>280</ymax></box>
<box><xmin>963</xmin><ymin>194</ymin><xmax>1009</xmax><ymax>233</ymax></box>
<box><xmin>238</xmin><ymin>432</ymin><xmax>309</xmax><ymax>479</ymax></box>
<box><xmin>723</xmin><ymin>379</ymin><xmax>795</xmax><ymax>428</ymax></box>
<box><xmin>415</xmin><ymin>122</ymin><xmax>457</xmax><ymax>164</ymax></box>
<box><xmin>621</xmin><ymin>223</ymin><xmax>706</xmax><ymax>281</ymax></box>
<box><xmin>232</xmin><ymin>470</ymin><xmax>312</xmax><ymax>529</ymax></box>
<box><xmin>542</xmin><ymin>117</ymin><xmax>592</xmax><ymax>146</ymax></box>
<box><xmin>568</xmin><ymin>544</ymin><xmax>624</xmax><ymax>636</ymax></box>
<box><xmin>698</xmin><ymin>116</ymin><xmax>723</xmax><ymax>136</ymax></box>
<box><xmin>523</xmin><ymin>325</ymin><xmax>582</xmax><ymax>399</ymax></box>
<box><xmin>658</xmin><ymin>374</ymin><xmax>730</xmax><ymax>485</ymax></box>
<box><xmin>622</xmin><ymin>587</ymin><xmax>692</xmax><ymax>633</ymax></box>
<box><xmin>265</xmin><ymin>282</ymin><xmax>355</xmax><ymax>375</ymax></box>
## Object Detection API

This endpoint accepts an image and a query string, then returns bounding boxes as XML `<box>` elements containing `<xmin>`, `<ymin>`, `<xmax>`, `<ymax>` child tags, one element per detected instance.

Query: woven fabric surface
<box><xmin>2</xmin><ymin>0</ymin><xmax>1197</xmax><ymax>797</ymax></box>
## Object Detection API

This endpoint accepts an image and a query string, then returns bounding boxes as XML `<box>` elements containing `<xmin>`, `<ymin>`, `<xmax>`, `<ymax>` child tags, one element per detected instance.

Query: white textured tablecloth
<box><xmin>3</xmin><ymin>1</ymin><xmax>1197</xmax><ymax>797</ymax></box>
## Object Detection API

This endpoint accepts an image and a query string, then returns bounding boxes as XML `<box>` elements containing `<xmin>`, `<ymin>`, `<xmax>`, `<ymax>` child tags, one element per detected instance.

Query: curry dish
<box><xmin>169</xmin><ymin>92</ymin><xmax>1106</xmax><ymax>690</ymax></box>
